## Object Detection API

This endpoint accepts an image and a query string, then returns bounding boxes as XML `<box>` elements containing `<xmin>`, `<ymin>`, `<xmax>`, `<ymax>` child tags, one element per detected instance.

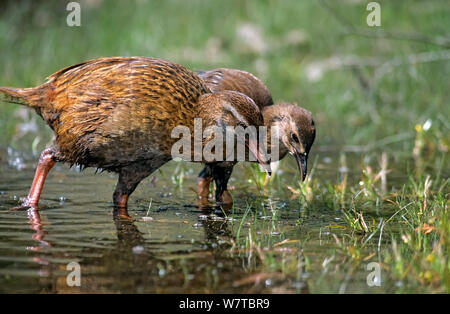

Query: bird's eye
<box><xmin>291</xmin><ymin>133</ymin><xmax>300</xmax><ymax>143</ymax></box>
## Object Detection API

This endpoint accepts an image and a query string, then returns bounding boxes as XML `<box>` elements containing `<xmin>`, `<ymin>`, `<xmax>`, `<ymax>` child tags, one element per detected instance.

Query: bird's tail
<box><xmin>0</xmin><ymin>86</ymin><xmax>43</xmax><ymax>108</ymax></box>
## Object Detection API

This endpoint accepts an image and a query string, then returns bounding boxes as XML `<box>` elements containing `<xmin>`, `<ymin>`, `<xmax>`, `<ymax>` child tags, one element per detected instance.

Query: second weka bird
<box><xmin>0</xmin><ymin>57</ymin><xmax>269</xmax><ymax>216</ymax></box>
<box><xmin>196</xmin><ymin>68</ymin><xmax>316</xmax><ymax>204</ymax></box>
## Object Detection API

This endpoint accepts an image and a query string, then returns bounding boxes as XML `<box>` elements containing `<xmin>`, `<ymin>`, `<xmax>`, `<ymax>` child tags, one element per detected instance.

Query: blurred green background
<box><xmin>0</xmin><ymin>0</ymin><xmax>449</xmax><ymax>155</ymax></box>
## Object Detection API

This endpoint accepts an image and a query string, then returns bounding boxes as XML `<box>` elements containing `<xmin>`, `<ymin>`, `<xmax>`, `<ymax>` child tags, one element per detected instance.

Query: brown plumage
<box><xmin>196</xmin><ymin>68</ymin><xmax>316</xmax><ymax>204</ymax></box>
<box><xmin>0</xmin><ymin>57</ymin><xmax>269</xmax><ymax>217</ymax></box>
<box><xmin>196</xmin><ymin>68</ymin><xmax>274</xmax><ymax>108</ymax></box>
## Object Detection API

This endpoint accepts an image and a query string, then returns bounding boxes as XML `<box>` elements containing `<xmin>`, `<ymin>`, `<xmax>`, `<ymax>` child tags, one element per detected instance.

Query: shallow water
<box><xmin>0</xmin><ymin>147</ymin><xmax>417</xmax><ymax>293</ymax></box>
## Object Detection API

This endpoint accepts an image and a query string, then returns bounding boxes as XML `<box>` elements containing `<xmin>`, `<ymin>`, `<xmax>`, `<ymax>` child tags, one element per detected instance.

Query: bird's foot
<box><xmin>197</xmin><ymin>197</ymin><xmax>213</xmax><ymax>211</ymax></box>
<box><xmin>218</xmin><ymin>190</ymin><xmax>233</xmax><ymax>205</ymax></box>
<box><xmin>113</xmin><ymin>206</ymin><xmax>134</xmax><ymax>221</ymax></box>
<box><xmin>215</xmin><ymin>190</ymin><xmax>233</xmax><ymax>211</ymax></box>
<box><xmin>11</xmin><ymin>197</ymin><xmax>38</xmax><ymax>211</ymax></box>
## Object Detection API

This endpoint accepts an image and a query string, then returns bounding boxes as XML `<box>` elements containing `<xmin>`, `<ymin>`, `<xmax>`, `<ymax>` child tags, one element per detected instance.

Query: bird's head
<box><xmin>198</xmin><ymin>91</ymin><xmax>271</xmax><ymax>174</ymax></box>
<box><xmin>264</xmin><ymin>103</ymin><xmax>316</xmax><ymax>181</ymax></box>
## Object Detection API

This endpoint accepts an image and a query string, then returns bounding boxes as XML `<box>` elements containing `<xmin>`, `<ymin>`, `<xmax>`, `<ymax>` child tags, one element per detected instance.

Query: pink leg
<box><xmin>22</xmin><ymin>148</ymin><xmax>55</xmax><ymax>208</ymax></box>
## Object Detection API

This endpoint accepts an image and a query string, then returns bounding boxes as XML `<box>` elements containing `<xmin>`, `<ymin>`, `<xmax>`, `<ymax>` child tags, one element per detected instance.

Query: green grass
<box><xmin>217</xmin><ymin>150</ymin><xmax>448</xmax><ymax>292</ymax></box>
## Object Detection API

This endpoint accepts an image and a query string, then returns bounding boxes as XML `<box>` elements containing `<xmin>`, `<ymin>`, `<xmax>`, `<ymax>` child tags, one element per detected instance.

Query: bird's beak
<box><xmin>294</xmin><ymin>150</ymin><xmax>307</xmax><ymax>182</ymax></box>
<box><xmin>246</xmin><ymin>139</ymin><xmax>272</xmax><ymax>176</ymax></box>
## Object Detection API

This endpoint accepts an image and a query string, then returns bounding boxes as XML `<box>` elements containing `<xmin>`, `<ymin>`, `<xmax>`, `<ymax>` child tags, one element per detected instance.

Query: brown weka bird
<box><xmin>0</xmin><ymin>57</ymin><xmax>270</xmax><ymax>217</ymax></box>
<box><xmin>196</xmin><ymin>68</ymin><xmax>316</xmax><ymax>204</ymax></box>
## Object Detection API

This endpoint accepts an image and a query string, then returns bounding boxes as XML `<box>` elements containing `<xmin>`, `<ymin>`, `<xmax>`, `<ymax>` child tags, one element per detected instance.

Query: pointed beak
<box><xmin>246</xmin><ymin>139</ymin><xmax>272</xmax><ymax>176</ymax></box>
<box><xmin>294</xmin><ymin>150</ymin><xmax>308</xmax><ymax>182</ymax></box>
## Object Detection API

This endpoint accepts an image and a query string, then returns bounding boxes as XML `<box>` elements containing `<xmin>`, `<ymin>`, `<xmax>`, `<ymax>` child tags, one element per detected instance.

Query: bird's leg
<box><xmin>211</xmin><ymin>165</ymin><xmax>234</xmax><ymax>205</ymax></box>
<box><xmin>197</xmin><ymin>165</ymin><xmax>213</xmax><ymax>201</ymax></box>
<box><xmin>113</xmin><ymin>168</ymin><xmax>152</xmax><ymax>219</ymax></box>
<box><xmin>21</xmin><ymin>148</ymin><xmax>56</xmax><ymax>208</ymax></box>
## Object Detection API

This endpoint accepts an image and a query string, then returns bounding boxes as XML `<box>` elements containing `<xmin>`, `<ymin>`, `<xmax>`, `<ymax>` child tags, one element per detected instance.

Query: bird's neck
<box><xmin>265</xmin><ymin>121</ymin><xmax>289</xmax><ymax>161</ymax></box>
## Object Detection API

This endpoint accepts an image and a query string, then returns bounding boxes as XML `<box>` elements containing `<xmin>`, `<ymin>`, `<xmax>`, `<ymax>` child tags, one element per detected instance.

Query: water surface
<box><xmin>0</xmin><ymin>148</ymin><xmax>412</xmax><ymax>293</ymax></box>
